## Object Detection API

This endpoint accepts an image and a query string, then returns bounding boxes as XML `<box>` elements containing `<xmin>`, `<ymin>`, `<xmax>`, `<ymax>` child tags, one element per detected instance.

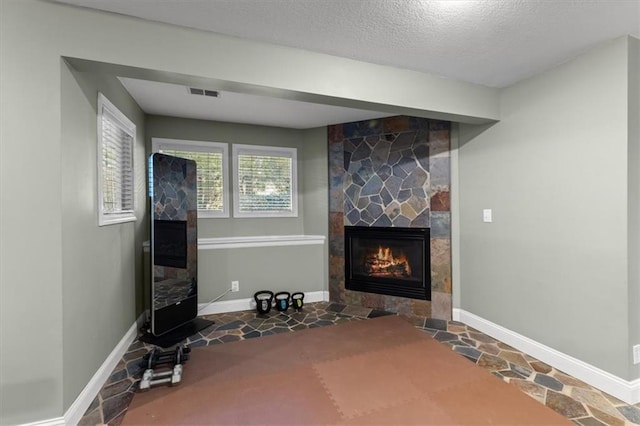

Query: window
<box><xmin>232</xmin><ymin>144</ymin><xmax>298</xmax><ymax>218</ymax></box>
<box><xmin>97</xmin><ymin>93</ymin><xmax>136</xmax><ymax>226</ymax></box>
<box><xmin>152</xmin><ymin>138</ymin><xmax>229</xmax><ymax>218</ymax></box>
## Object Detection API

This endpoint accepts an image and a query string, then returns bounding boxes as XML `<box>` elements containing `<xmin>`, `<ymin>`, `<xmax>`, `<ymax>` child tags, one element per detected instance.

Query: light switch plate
<box><xmin>634</xmin><ymin>345</ymin><xmax>640</xmax><ymax>364</ymax></box>
<box><xmin>483</xmin><ymin>209</ymin><xmax>492</xmax><ymax>223</ymax></box>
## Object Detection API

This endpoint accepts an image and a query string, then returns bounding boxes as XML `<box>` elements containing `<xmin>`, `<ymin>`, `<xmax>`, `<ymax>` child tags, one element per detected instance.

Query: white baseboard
<box><xmin>197</xmin><ymin>290</ymin><xmax>329</xmax><ymax>316</ymax></box>
<box><xmin>63</xmin><ymin>314</ymin><xmax>144</xmax><ymax>426</ymax></box>
<box><xmin>453</xmin><ymin>308</ymin><xmax>640</xmax><ymax>405</ymax></box>
<box><xmin>452</xmin><ymin>308</ymin><xmax>462</xmax><ymax>322</ymax></box>
<box><xmin>20</xmin><ymin>315</ymin><xmax>144</xmax><ymax>426</ymax></box>
<box><xmin>18</xmin><ymin>417</ymin><xmax>65</xmax><ymax>426</ymax></box>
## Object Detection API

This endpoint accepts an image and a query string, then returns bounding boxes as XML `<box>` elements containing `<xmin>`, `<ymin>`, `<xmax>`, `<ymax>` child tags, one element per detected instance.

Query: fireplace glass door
<box><xmin>345</xmin><ymin>226</ymin><xmax>430</xmax><ymax>300</ymax></box>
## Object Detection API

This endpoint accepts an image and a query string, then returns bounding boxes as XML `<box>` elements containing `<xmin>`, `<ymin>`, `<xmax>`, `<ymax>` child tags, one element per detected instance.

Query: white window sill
<box><xmin>99</xmin><ymin>213</ymin><xmax>136</xmax><ymax>226</ymax></box>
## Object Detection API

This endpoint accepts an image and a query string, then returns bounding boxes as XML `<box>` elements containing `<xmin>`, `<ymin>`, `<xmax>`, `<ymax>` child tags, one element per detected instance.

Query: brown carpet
<box><xmin>122</xmin><ymin>316</ymin><xmax>571</xmax><ymax>425</ymax></box>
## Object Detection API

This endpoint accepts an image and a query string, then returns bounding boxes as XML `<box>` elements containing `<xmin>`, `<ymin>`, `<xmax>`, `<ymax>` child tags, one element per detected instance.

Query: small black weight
<box><xmin>142</xmin><ymin>345</ymin><xmax>190</xmax><ymax>369</ymax></box>
<box><xmin>254</xmin><ymin>290</ymin><xmax>274</xmax><ymax>315</ymax></box>
<box><xmin>291</xmin><ymin>292</ymin><xmax>304</xmax><ymax>311</ymax></box>
<box><xmin>274</xmin><ymin>291</ymin><xmax>291</xmax><ymax>312</ymax></box>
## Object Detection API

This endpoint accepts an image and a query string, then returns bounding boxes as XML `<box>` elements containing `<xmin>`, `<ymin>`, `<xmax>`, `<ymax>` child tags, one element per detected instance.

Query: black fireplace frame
<box><xmin>345</xmin><ymin>226</ymin><xmax>431</xmax><ymax>300</ymax></box>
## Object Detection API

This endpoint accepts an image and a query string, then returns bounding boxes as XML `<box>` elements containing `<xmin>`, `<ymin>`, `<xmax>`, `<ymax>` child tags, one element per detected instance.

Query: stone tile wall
<box><xmin>328</xmin><ymin>116</ymin><xmax>452</xmax><ymax>320</ymax></box>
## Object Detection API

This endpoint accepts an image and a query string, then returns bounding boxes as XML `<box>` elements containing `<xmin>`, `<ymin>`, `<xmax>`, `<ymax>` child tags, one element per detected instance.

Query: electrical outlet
<box><xmin>231</xmin><ymin>281</ymin><xmax>239</xmax><ymax>292</ymax></box>
<box><xmin>633</xmin><ymin>344</ymin><xmax>640</xmax><ymax>365</ymax></box>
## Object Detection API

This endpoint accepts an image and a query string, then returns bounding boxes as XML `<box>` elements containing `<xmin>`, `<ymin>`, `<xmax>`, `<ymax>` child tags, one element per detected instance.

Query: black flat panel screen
<box><xmin>150</xmin><ymin>152</ymin><xmax>198</xmax><ymax>337</ymax></box>
<box><xmin>153</xmin><ymin>220</ymin><xmax>187</xmax><ymax>269</ymax></box>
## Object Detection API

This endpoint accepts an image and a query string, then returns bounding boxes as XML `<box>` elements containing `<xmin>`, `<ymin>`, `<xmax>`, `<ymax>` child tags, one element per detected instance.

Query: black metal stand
<box><xmin>139</xmin><ymin>318</ymin><xmax>214</xmax><ymax>348</ymax></box>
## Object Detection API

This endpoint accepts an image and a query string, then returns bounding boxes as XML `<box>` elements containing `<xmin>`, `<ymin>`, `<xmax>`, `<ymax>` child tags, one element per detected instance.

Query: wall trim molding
<box><xmin>199</xmin><ymin>235</ymin><xmax>325</xmax><ymax>250</ymax></box>
<box><xmin>198</xmin><ymin>290</ymin><xmax>330</xmax><ymax>316</ymax></box>
<box><xmin>453</xmin><ymin>308</ymin><xmax>640</xmax><ymax>405</ymax></box>
<box><xmin>143</xmin><ymin>234</ymin><xmax>325</xmax><ymax>252</ymax></box>
<box><xmin>64</xmin><ymin>314</ymin><xmax>144</xmax><ymax>426</ymax></box>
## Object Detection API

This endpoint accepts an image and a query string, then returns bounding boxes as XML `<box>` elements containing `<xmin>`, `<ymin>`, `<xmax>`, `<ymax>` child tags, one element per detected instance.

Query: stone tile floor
<box><xmin>80</xmin><ymin>302</ymin><xmax>640</xmax><ymax>425</ymax></box>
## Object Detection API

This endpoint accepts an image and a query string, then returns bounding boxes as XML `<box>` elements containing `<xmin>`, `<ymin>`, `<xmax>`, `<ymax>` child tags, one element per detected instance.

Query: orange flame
<box><xmin>366</xmin><ymin>246</ymin><xmax>411</xmax><ymax>276</ymax></box>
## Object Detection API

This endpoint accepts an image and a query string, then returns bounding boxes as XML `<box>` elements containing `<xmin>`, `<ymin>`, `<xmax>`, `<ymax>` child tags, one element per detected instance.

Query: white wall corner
<box><xmin>457</xmin><ymin>309</ymin><xmax>640</xmax><ymax>405</ymax></box>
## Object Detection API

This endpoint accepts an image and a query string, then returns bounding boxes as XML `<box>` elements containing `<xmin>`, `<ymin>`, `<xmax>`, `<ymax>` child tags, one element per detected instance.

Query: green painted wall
<box><xmin>628</xmin><ymin>36</ymin><xmax>640</xmax><ymax>381</ymax></box>
<box><xmin>197</xmin><ymin>245</ymin><xmax>325</xmax><ymax>301</ymax></box>
<box><xmin>146</xmin><ymin>116</ymin><xmax>328</xmax><ymax>302</ymax></box>
<box><xmin>60</xmin><ymin>65</ymin><xmax>147</xmax><ymax>409</ymax></box>
<box><xmin>301</xmin><ymin>127</ymin><xmax>330</xmax><ymax>291</ymax></box>
<box><xmin>459</xmin><ymin>36</ymin><xmax>638</xmax><ymax>380</ymax></box>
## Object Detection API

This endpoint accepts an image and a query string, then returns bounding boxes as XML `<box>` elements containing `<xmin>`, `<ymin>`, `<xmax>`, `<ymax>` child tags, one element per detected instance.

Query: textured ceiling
<box><xmin>53</xmin><ymin>0</ymin><xmax>640</xmax><ymax>128</ymax></box>
<box><xmin>53</xmin><ymin>0</ymin><xmax>640</xmax><ymax>88</ymax></box>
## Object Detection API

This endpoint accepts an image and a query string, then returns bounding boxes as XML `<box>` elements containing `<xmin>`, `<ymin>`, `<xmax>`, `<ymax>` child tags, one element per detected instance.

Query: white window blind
<box><xmin>233</xmin><ymin>144</ymin><xmax>298</xmax><ymax>218</ymax></box>
<box><xmin>97</xmin><ymin>93</ymin><xmax>136</xmax><ymax>226</ymax></box>
<box><xmin>152</xmin><ymin>138</ymin><xmax>229</xmax><ymax>218</ymax></box>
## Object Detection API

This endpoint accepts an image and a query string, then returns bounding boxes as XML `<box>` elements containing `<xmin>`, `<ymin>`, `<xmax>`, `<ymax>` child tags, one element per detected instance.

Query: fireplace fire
<box><xmin>345</xmin><ymin>226</ymin><xmax>430</xmax><ymax>300</ymax></box>
<box><xmin>364</xmin><ymin>246</ymin><xmax>411</xmax><ymax>277</ymax></box>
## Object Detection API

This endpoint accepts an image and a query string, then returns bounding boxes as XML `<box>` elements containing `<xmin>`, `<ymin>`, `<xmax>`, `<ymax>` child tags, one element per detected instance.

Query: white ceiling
<box><xmin>56</xmin><ymin>0</ymin><xmax>640</xmax><ymax>128</ymax></box>
<box><xmin>118</xmin><ymin>77</ymin><xmax>393</xmax><ymax>129</ymax></box>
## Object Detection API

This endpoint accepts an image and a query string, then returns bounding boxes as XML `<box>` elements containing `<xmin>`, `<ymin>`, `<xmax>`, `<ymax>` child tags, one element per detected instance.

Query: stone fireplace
<box><xmin>328</xmin><ymin>116</ymin><xmax>452</xmax><ymax>320</ymax></box>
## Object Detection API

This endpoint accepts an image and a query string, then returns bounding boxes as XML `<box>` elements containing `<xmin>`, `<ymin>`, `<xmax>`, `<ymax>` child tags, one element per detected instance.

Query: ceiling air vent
<box><xmin>188</xmin><ymin>87</ymin><xmax>220</xmax><ymax>97</ymax></box>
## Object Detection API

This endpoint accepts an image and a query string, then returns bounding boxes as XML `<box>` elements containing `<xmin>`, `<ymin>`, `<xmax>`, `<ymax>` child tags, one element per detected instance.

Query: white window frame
<box><xmin>97</xmin><ymin>93</ymin><xmax>136</xmax><ymax>226</ymax></box>
<box><xmin>152</xmin><ymin>138</ymin><xmax>229</xmax><ymax>218</ymax></box>
<box><xmin>232</xmin><ymin>144</ymin><xmax>298</xmax><ymax>218</ymax></box>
